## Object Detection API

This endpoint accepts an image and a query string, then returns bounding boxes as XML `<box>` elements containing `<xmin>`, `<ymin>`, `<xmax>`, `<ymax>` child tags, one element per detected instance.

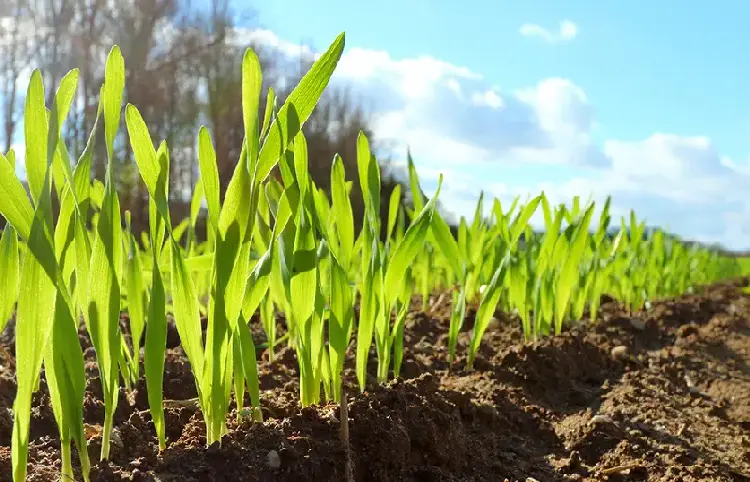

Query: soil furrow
<box><xmin>1</xmin><ymin>280</ymin><xmax>749</xmax><ymax>481</ymax></box>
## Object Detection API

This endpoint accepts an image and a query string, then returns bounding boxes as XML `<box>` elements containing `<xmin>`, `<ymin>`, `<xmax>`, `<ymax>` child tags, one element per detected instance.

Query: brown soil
<box><xmin>1</xmin><ymin>280</ymin><xmax>750</xmax><ymax>481</ymax></box>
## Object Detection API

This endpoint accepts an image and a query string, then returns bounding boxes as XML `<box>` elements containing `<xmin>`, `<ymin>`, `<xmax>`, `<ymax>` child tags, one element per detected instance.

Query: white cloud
<box><xmin>341</xmin><ymin>62</ymin><xmax>609</xmax><ymax>169</ymax></box>
<box><xmin>243</xmin><ymin>29</ymin><xmax>750</xmax><ymax>249</ymax></box>
<box><xmin>560</xmin><ymin>20</ymin><xmax>579</xmax><ymax>40</ymax></box>
<box><xmin>230</xmin><ymin>28</ymin><xmax>317</xmax><ymax>61</ymax></box>
<box><xmin>471</xmin><ymin>89</ymin><xmax>504</xmax><ymax>109</ymax></box>
<box><xmin>520</xmin><ymin>20</ymin><xmax>579</xmax><ymax>43</ymax></box>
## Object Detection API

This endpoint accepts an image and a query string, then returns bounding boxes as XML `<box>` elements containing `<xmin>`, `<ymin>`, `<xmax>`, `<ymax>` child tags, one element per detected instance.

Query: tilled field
<box><xmin>1</xmin><ymin>280</ymin><xmax>750</xmax><ymax>481</ymax></box>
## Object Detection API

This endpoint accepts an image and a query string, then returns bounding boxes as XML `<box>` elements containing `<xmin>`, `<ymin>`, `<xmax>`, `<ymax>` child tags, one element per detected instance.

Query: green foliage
<box><xmin>1</xmin><ymin>30</ymin><xmax>741</xmax><ymax>482</ymax></box>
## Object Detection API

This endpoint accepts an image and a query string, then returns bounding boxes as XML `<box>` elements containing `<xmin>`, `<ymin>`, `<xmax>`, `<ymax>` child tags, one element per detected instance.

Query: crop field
<box><xmin>1</xmin><ymin>33</ymin><xmax>750</xmax><ymax>481</ymax></box>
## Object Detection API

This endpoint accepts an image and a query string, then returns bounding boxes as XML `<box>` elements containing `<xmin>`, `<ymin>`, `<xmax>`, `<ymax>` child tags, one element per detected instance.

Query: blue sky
<box><xmin>249</xmin><ymin>0</ymin><xmax>750</xmax><ymax>249</ymax></box>
<box><xmin>259</xmin><ymin>0</ymin><xmax>750</xmax><ymax>156</ymax></box>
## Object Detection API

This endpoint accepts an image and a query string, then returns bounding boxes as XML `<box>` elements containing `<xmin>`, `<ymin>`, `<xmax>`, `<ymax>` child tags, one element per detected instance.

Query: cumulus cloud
<box><xmin>332</xmin><ymin>56</ymin><xmax>610</xmax><ymax>168</ymax></box>
<box><xmin>519</xmin><ymin>20</ymin><xmax>579</xmax><ymax>43</ymax></box>
<box><xmin>243</xmin><ymin>29</ymin><xmax>750</xmax><ymax>248</ymax></box>
<box><xmin>230</xmin><ymin>28</ymin><xmax>318</xmax><ymax>62</ymax></box>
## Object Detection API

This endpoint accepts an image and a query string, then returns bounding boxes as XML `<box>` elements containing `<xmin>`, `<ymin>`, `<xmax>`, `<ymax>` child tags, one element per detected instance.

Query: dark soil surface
<box><xmin>2</xmin><ymin>280</ymin><xmax>750</xmax><ymax>481</ymax></box>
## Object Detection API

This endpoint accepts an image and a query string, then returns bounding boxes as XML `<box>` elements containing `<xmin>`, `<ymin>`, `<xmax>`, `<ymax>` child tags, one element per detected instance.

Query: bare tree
<box><xmin>0</xmin><ymin>0</ymin><xmax>41</xmax><ymax>153</ymax></box>
<box><xmin>0</xmin><ymin>0</ymin><xmax>413</xmax><ymax>237</ymax></box>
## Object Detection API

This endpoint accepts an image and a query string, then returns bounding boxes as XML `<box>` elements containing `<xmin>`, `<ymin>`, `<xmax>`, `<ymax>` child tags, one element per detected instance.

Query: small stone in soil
<box><xmin>267</xmin><ymin>449</ymin><xmax>281</xmax><ymax>469</ymax></box>
<box><xmin>611</xmin><ymin>345</ymin><xmax>628</xmax><ymax>359</ymax></box>
<box><xmin>630</xmin><ymin>317</ymin><xmax>646</xmax><ymax>330</ymax></box>
<box><xmin>589</xmin><ymin>414</ymin><xmax>612</xmax><ymax>426</ymax></box>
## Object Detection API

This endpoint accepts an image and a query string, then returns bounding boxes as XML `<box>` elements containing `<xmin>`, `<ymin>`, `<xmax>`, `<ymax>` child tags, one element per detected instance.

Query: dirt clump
<box><xmin>1</xmin><ymin>281</ymin><xmax>750</xmax><ymax>481</ymax></box>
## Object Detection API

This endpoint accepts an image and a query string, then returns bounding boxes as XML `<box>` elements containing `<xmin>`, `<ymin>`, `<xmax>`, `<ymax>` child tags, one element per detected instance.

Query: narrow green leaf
<box><xmin>198</xmin><ymin>127</ymin><xmax>221</xmax><ymax>231</ymax></box>
<box><xmin>12</xmin><ymin>233</ymin><xmax>57</xmax><ymax>481</ymax></box>
<box><xmin>387</xmin><ymin>185</ymin><xmax>401</xmax><ymax>242</ymax></box>
<box><xmin>241</xmin><ymin>247</ymin><xmax>273</xmax><ymax>320</ymax></box>
<box><xmin>383</xmin><ymin>176</ymin><xmax>442</xmax><ymax>304</ymax></box>
<box><xmin>236</xmin><ymin>317</ymin><xmax>262</xmax><ymax>422</ymax></box>
<box><xmin>124</xmin><ymin>219</ymin><xmax>147</xmax><ymax>378</ymax></box>
<box><xmin>125</xmin><ymin>105</ymin><xmax>172</xmax><ymax>229</ymax></box>
<box><xmin>169</xmin><ymin>241</ymin><xmax>205</xmax><ymax>393</ymax></box>
<box><xmin>0</xmin><ymin>224</ymin><xmax>19</xmax><ymax>334</ymax></box>
<box><xmin>291</xmin><ymin>207</ymin><xmax>317</xmax><ymax>327</ymax></box>
<box><xmin>242</xmin><ymin>48</ymin><xmax>262</xmax><ymax>174</ymax></box>
<box><xmin>257</xmin><ymin>33</ymin><xmax>345</xmax><ymax>181</ymax></box>
<box><xmin>0</xmin><ymin>152</ymin><xmax>33</xmax><ymax>240</ymax></box>
<box><xmin>407</xmin><ymin>149</ymin><xmax>424</xmax><ymax>213</ymax></box>
<box><xmin>510</xmin><ymin>195</ymin><xmax>541</xmax><ymax>248</ymax></box>
<box><xmin>467</xmin><ymin>253</ymin><xmax>510</xmax><ymax>368</ymax></box>
<box><xmin>553</xmin><ymin>203</ymin><xmax>595</xmax><ymax>334</ymax></box>
<box><xmin>144</xmin><ymin>258</ymin><xmax>167</xmax><ymax>450</ymax></box>
<box><xmin>86</xmin><ymin>178</ymin><xmax>122</xmax><ymax>461</ymax></box>
<box><xmin>330</xmin><ymin>154</ymin><xmax>354</xmax><ymax>264</ymax></box>
<box><xmin>24</xmin><ymin>70</ymin><xmax>48</xmax><ymax>204</ymax></box>
<box><xmin>260</xmin><ymin>87</ymin><xmax>275</xmax><ymax>141</ymax></box>
<box><xmin>103</xmin><ymin>46</ymin><xmax>124</xmax><ymax>163</ymax></box>
<box><xmin>431</xmin><ymin>210</ymin><xmax>463</xmax><ymax>279</ymax></box>
<box><xmin>218</xmin><ymin>145</ymin><xmax>251</xmax><ymax>240</ymax></box>
<box><xmin>355</xmin><ymin>236</ymin><xmax>381</xmax><ymax>391</ymax></box>
<box><xmin>43</xmin><ymin>292</ymin><xmax>90</xmax><ymax>482</ymax></box>
<box><xmin>328</xmin><ymin>253</ymin><xmax>353</xmax><ymax>402</ymax></box>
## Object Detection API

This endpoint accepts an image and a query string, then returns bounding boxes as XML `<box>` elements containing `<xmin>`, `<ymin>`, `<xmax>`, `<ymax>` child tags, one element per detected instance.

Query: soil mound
<box><xmin>1</xmin><ymin>280</ymin><xmax>750</xmax><ymax>481</ymax></box>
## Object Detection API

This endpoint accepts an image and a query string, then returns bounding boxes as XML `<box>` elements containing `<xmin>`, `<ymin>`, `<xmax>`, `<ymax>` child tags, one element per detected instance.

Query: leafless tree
<box><xmin>0</xmin><ymin>0</ymin><xmax>412</xmax><ymax>237</ymax></box>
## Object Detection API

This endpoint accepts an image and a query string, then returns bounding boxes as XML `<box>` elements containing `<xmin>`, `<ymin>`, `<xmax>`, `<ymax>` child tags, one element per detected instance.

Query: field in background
<box><xmin>736</xmin><ymin>256</ymin><xmax>750</xmax><ymax>274</ymax></box>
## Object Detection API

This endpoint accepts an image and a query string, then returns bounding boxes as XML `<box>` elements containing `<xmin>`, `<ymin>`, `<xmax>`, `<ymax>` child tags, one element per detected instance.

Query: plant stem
<box><xmin>340</xmin><ymin>384</ymin><xmax>353</xmax><ymax>482</ymax></box>
<box><xmin>377</xmin><ymin>348</ymin><xmax>390</xmax><ymax>383</ymax></box>
<box><xmin>100</xmin><ymin>413</ymin><xmax>113</xmax><ymax>460</ymax></box>
<box><xmin>61</xmin><ymin>442</ymin><xmax>74</xmax><ymax>481</ymax></box>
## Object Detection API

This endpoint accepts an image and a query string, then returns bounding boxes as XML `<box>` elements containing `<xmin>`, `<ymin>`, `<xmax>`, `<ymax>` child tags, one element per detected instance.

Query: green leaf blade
<box><xmin>256</xmin><ymin>33</ymin><xmax>345</xmax><ymax>181</ymax></box>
